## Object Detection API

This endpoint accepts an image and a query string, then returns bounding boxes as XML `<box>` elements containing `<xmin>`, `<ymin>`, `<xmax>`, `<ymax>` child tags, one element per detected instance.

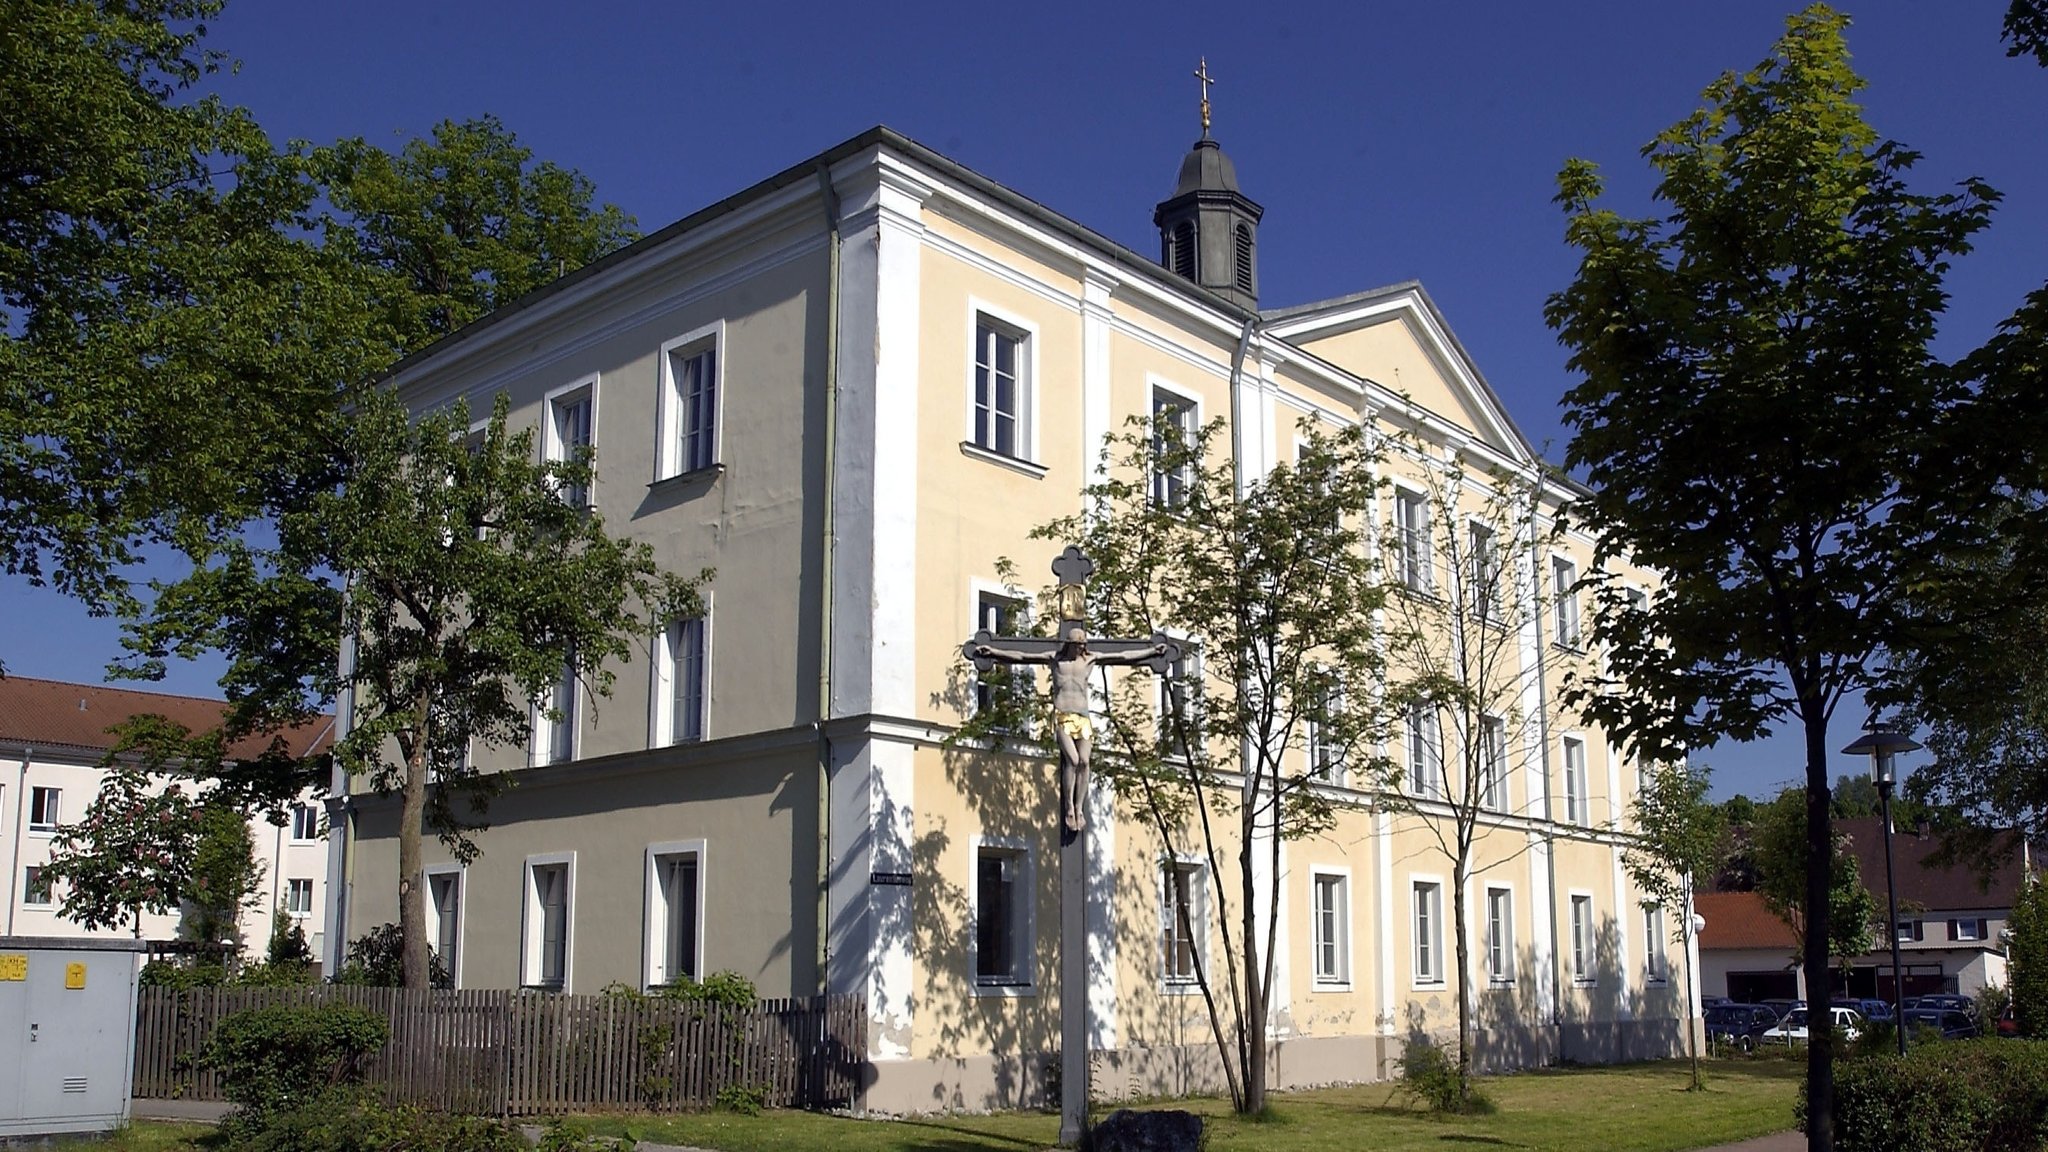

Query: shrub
<box><xmin>1817</xmin><ymin>1038</ymin><xmax>2048</xmax><ymax>1152</ymax></box>
<box><xmin>331</xmin><ymin>922</ymin><xmax>450</xmax><ymax>988</ymax></box>
<box><xmin>227</xmin><ymin>1087</ymin><xmax>526</xmax><ymax>1152</ymax></box>
<box><xmin>1395</xmin><ymin>1035</ymin><xmax>1494</xmax><ymax>1116</ymax></box>
<box><xmin>205</xmin><ymin>1002</ymin><xmax>389</xmax><ymax>1132</ymax></box>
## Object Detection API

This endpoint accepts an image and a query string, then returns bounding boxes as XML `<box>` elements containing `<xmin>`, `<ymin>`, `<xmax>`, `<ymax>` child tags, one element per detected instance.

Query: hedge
<box><xmin>1816</xmin><ymin>1039</ymin><xmax>2048</xmax><ymax>1152</ymax></box>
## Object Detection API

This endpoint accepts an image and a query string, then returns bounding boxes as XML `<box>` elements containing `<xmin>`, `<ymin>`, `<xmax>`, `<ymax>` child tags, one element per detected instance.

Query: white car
<box><xmin>1762</xmin><ymin>1006</ymin><xmax>1862</xmax><ymax>1044</ymax></box>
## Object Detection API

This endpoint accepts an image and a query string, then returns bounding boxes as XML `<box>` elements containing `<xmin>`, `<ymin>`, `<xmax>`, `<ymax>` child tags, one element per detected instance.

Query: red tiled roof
<box><xmin>0</xmin><ymin>676</ymin><xmax>332</xmax><ymax>762</ymax></box>
<box><xmin>1696</xmin><ymin>891</ymin><xmax>1797</xmax><ymax>951</ymax></box>
<box><xmin>1836</xmin><ymin>816</ymin><xmax>2025</xmax><ymax>913</ymax></box>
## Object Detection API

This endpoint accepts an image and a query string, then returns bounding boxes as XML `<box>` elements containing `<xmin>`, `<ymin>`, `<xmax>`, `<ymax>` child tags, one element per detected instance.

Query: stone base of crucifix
<box><xmin>1059</xmin><ymin>819</ymin><xmax>1087</xmax><ymax>1147</ymax></box>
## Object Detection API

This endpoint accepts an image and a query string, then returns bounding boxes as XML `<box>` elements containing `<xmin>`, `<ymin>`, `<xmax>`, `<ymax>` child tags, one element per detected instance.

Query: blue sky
<box><xmin>4</xmin><ymin>0</ymin><xmax>2041</xmax><ymax>801</ymax></box>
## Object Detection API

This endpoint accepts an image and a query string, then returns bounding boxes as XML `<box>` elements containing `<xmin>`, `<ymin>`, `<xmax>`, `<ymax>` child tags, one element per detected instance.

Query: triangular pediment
<box><xmin>1264</xmin><ymin>282</ymin><xmax>1535</xmax><ymax>464</ymax></box>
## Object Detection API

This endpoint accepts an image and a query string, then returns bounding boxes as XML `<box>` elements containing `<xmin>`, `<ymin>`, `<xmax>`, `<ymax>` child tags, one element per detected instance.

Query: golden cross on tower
<box><xmin>1193</xmin><ymin>56</ymin><xmax>1215</xmax><ymax>134</ymax></box>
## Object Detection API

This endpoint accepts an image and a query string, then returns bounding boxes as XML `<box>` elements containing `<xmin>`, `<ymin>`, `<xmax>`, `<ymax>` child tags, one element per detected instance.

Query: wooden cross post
<box><xmin>962</xmin><ymin>545</ymin><xmax>1178</xmax><ymax>1148</ymax></box>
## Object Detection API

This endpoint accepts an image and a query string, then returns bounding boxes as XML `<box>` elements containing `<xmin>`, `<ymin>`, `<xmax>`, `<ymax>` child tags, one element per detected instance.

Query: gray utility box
<box><xmin>0</xmin><ymin>936</ymin><xmax>144</xmax><ymax>1139</ymax></box>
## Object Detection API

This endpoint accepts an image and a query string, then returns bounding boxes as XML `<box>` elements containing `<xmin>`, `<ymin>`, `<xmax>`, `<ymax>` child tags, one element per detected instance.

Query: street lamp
<box><xmin>1843</xmin><ymin>724</ymin><xmax>1921</xmax><ymax>1057</ymax></box>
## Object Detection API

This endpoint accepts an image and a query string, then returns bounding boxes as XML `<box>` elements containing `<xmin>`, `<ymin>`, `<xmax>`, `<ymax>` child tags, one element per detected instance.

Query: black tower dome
<box><xmin>1153</xmin><ymin>109</ymin><xmax>1263</xmax><ymax>310</ymax></box>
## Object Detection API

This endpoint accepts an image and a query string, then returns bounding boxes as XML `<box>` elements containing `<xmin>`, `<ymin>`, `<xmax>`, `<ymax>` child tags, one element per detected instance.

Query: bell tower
<box><xmin>1153</xmin><ymin>57</ymin><xmax>1264</xmax><ymax>310</ymax></box>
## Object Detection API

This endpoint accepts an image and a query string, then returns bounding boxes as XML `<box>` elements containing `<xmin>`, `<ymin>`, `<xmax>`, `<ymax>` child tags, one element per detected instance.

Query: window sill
<box><xmin>1551</xmin><ymin>641</ymin><xmax>1585</xmax><ymax>655</ymax></box>
<box><xmin>1489</xmin><ymin>976</ymin><xmax>1517</xmax><ymax>988</ymax></box>
<box><xmin>959</xmin><ymin>442</ymin><xmax>1048</xmax><ymax>478</ymax></box>
<box><xmin>1573</xmin><ymin>977</ymin><xmax>1598</xmax><ymax>988</ymax></box>
<box><xmin>1310</xmin><ymin>979</ymin><xmax>1354</xmax><ymax>994</ymax></box>
<box><xmin>26</xmin><ymin>828</ymin><xmax>56</xmax><ymax>838</ymax></box>
<box><xmin>972</xmin><ymin>982</ymin><xmax>1038</xmax><ymax>998</ymax></box>
<box><xmin>1411</xmin><ymin>978</ymin><xmax>1446</xmax><ymax>992</ymax></box>
<box><xmin>1161</xmin><ymin>979</ymin><xmax>1206</xmax><ymax>996</ymax></box>
<box><xmin>649</xmin><ymin>463</ymin><xmax>724</xmax><ymax>493</ymax></box>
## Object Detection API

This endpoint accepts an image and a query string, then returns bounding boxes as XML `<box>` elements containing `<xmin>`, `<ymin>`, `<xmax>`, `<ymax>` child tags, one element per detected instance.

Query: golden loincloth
<box><xmin>1056</xmin><ymin>711</ymin><xmax>1092</xmax><ymax>741</ymax></box>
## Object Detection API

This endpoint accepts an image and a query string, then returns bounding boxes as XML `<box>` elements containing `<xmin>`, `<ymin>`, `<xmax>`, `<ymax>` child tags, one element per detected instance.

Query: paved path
<box><xmin>1694</xmin><ymin>1132</ymin><xmax>1803</xmax><ymax>1152</ymax></box>
<box><xmin>132</xmin><ymin>1098</ymin><xmax>232</xmax><ymax>1123</ymax></box>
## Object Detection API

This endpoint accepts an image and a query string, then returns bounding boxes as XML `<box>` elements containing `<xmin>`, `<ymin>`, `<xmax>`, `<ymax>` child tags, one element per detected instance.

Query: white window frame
<box><xmin>1149</xmin><ymin>377</ymin><xmax>1201</xmax><ymax>510</ymax></box>
<box><xmin>1309</xmin><ymin>866</ymin><xmax>1352</xmax><ymax>989</ymax></box>
<box><xmin>1160</xmin><ymin>855</ymin><xmax>1209</xmax><ymax>992</ymax></box>
<box><xmin>542</xmin><ymin>373</ymin><xmax>600</xmax><ymax>508</ymax></box>
<box><xmin>1412</xmin><ymin>877</ymin><xmax>1445</xmax><ymax>988</ymax></box>
<box><xmin>27</xmin><ymin>786</ymin><xmax>59</xmax><ymax>834</ymax></box>
<box><xmin>1393</xmin><ymin>484</ymin><xmax>1432</xmax><ymax>593</ymax></box>
<box><xmin>1551</xmin><ymin>554</ymin><xmax>1581</xmax><ymax>648</ymax></box>
<box><xmin>970</xmin><ymin>835</ymin><xmax>1036</xmax><ymax>995</ymax></box>
<box><xmin>650</xmin><ymin>598</ymin><xmax>712</xmax><ymax>749</ymax></box>
<box><xmin>521</xmin><ymin>852</ymin><xmax>577</xmax><ymax>992</ymax></box>
<box><xmin>1952</xmin><ymin>917</ymin><xmax>1987</xmax><ymax>942</ymax></box>
<box><xmin>1896</xmin><ymin>918</ymin><xmax>1923</xmax><ymax>943</ymax></box>
<box><xmin>290</xmin><ymin>803</ymin><xmax>321</xmax><ymax>844</ymax></box>
<box><xmin>530</xmin><ymin>656</ymin><xmax>581</xmax><ymax>768</ymax></box>
<box><xmin>655</xmin><ymin>320</ymin><xmax>725</xmax><ymax>482</ymax></box>
<box><xmin>1478</xmin><ymin>713</ymin><xmax>1509</xmax><ymax>813</ymax></box>
<box><xmin>1305</xmin><ymin>667</ymin><xmax>1344</xmax><ymax>785</ymax></box>
<box><xmin>1485</xmin><ymin>884</ymin><xmax>1516</xmax><ymax>985</ymax></box>
<box><xmin>1406</xmin><ymin>704</ymin><xmax>1443</xmax><ymax>801</ymax></box>
<box><xmin>1644</xmin><ymin>904</ymin><xmax>1668</xmax><ymax>983</ymax></box>
<box><xmin>1156</xmin><ymin>634</ymin><xmax>1202</xmax><ymax>758</ymax></box>
<box><xmin>963</xmin><ymin>299</ymin><xmax>1040</xmax><ymax>466</ymax></box>
<box><xmin>424</xmin><ymin>863</ymin><xmax>466</xmax><ymax>988</ymax></box>
<box><xmin>1570</xmin><ymin>891</ymin><xmax>1596</xmax><ymax>985</ymax></box>
<box><xmin>1561</xmin><ymin>734</ymin><xmax>1588</xmax><ymax>825</ymax></box>
<box><xmin>1465</xmin><ymin>518</ymin><xmax>1500</xmax><ymax>622</ymax></box>
<box><xmin>284</xmin><ymin>877</ymin><xmax>315</xmax><ymax>918</ymax></box>
<box><xmin>969</xmin><ymin>580</ymin><xmax>1030</xmax><ymax>720</ymax></box>
<box><xmin>22</xmin><ymin>866</ymin><xmax>51</xmax><ymax>908</ymax></box>
<box><xmin>643</xmin><ymin>839</ymin><xmax>706</xmax><ymax>990</ymax></box>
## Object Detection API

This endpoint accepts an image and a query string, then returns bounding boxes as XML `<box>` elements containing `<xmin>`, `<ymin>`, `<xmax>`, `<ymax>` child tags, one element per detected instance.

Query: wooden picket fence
<box><xmin>133</xmin><ymin>986</ymin><xmax>866</xmax><ymax>1115</ymax></box>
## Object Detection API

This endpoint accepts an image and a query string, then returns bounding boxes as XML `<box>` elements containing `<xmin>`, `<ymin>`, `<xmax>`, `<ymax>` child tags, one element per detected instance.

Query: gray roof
<box><xmin>1170</xmin><ymin>138</ymin><xmax>1241</xmax><ymax>196</ymax></box>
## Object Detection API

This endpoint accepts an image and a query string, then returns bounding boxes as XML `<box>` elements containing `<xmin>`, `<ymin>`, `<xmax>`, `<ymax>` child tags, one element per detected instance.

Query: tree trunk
<box><xmin>398</xmin><ymin>703</ymin><xmax>432</xmax><ymax>990</ymax></box>
<box><xmin>1683</xmin><ymin>893</ymin><xmax>1701</xmax><ymax>1091</ymax></box>
<box><xmin>1241</xmin><ymin>813</ymin><xmax>1267</xmax><ymax>1114</ymax></box>
<box><xmin>1453</xmin><ymin>856</ymin><xmax>1473</xmax><ymax>1102</ymax></box>
<box><xmin>1802</xmin><ymin>709</ymin><xmax>1834</xmax><ymax>1152</ymax></box>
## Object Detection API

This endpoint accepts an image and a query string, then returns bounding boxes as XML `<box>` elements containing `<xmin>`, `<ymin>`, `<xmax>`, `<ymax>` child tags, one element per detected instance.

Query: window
<box><xmin>1486</xmin><ymin>887</ymin><xmax>1515</xmax><ymax>983</ymax></box>
<box><xmin>655</xmin><ymin>615</ymin><xmax>708</xmax><ymax>747</ymax></box>
<box><xmin>1395</xmin><ymin>489</ymin><xmax>1431</xmax><ymax>592</ymax></box>
<box><xmin>1161</xmin><ymin>860</ymin><xmax>1207</xmax><ymax>985</ymax></box>
<box><xmin>971</xmin><ymin>315</ymin><xmax>1029</xmax><ymax>459</ymax></box>
<box><xmin>1413</xmin><ymin>880</ymin><xmax>1444</xmax><ymax>984</ymax></box>
<box><xmin>428</xmin><ymin>868</ymin><xmax>463</xmax><ymax>984</ymax></box>
<box><xmin>658</xmin><ymin>329</ymin><xmax>720</xmax><ymax>480</ymax></box>
<box><xmin>1233</xmin><ymin>224</ymin><xmax>1254</xmax><ymax>294</ymax></box>
<box><xmin>290</xmin><ymin>804</ymin><xmax>320</xmax><ymax>843</ymax></box>
<box><xmin>1644</xmin><ymin>906</ymin><xmax>1667</xmax><ymax>981</ymax></box>
<box><xmin>1159</xmin><ymin>644</ymin><xmax>1201</xmax><ymax>756</ymax></box>
<box><xmin>1478</xmin><ymin>715</ymin><xmax>1509</xmax><ymax>812</ymax></box>
<box><xmin>645</xmin><ymin>845</ymin><xmax>702</xmax><ymax>988</ymax></box>
<box><xmin>523</xmin><ymin>857</ymin><xmax>574</xmax><ymax>991</ymax></box>
<box><xmin>28</xmin><ymin>786</ymin><xmax>59</xmax><ymax>833</ymax></box>
<box><xmin>544</xmin><ymin>377</ymin><xmax>596</xmax><ymax>509</ymax></box>
<box><xmin>1950</xmin><ymin>918</ymin><xmax>1988</xmax><ymax>942</ymax></box>
<box><xmin>1551</xmin><ymin>556</ymin><xmax>1581</xmax><ymax>647</ymax></box>
<box><xmin>1467</xmin><ymin>522</ymin><xmax>1500</xmax><ymax>620</ymax></box>
<box><xmin>974</xmin><ymin>592</ymin><xmax>1027</xmax><ymax>720</ymax></box>
<box><xmin>1571</xmin><ymin>894</ymin><xmax>1595</xmax><ymax>983</ymax></box>
<box><xmin>532</xmin><ymin>655</ymin><xmax>578</xmax><ymax>767</ymax></box>
<box><xmin>1406</xmin><ymin>705</ymin><xmax>1443</xmax><ymax>800</ymax></box>
<box><xmin>1312</xmin><ymin>871</ymin><xmax>1350</xmax><ymax>985</ymax></box>
<box><xmin>1168</xmin><ymin>221</ymin><xmax>1195</xmax><ymax>280</ymax></box>
<box><xmin>975</xmin><ymin>845</ymin><xmax>1031</xmax><ymax>988</ymax></box>
<box><xmin>1305</xmin><ymin>670</ymin><xmax>1343</xmax><ymax>784</ymax></box>
<box><xmin>23</xmin><ymin>866</ymin><xmax>50</xmax><ymax>907</ymax></box>
<box><xmin>285</xmin><ymin>877</ymin><xmax>314</xmax><ymax>917</ymax></box>
<box><xmin>1151</xmin><ymin>386</ymin><xmax>1196</xmax><ymax>509</ymax></box>
<box><xmin>1896</xmin><ymin>919</ymin><xmax>1924</xmax><ymax>943</ymax></box>
<box><xmin>1561</xmin><ymin>736</ymin><xmax>1588</xmax><ymax>825</ymax></box>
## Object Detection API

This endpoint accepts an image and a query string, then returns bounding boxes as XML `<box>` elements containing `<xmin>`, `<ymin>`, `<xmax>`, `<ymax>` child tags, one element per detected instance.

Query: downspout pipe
<box><xmin>6</xmin><ymin>746</ymin><xmax>29</xmax><ymax>937</ymax></box>
<box><xmin>813</xmin><ymin>161</ymin><xmax>843</xmax><ymax>998</ymax></box>
<box><xmin>1528</xmin><ymin>474</ymin><xmax>1564</xmax><ymax>1053</ymax></box>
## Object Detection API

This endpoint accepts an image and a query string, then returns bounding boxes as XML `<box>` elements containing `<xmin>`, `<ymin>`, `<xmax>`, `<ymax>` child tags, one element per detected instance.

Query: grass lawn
<box><xmin>77</xmin><ymin>1059</ymin><xmax>1800</xmax><ymax>1152</ymax></box>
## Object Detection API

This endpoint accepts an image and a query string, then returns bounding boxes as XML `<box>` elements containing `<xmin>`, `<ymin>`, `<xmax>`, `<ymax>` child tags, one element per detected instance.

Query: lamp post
<box><xmin>1843</xmin><ymin>725</ymin><xmax>1921</xmax><ymax>1057</ymax></box>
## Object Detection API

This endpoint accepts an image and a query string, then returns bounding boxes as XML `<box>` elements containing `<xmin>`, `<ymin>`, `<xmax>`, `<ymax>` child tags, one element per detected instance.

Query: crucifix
<box><xmin>1193</xmin><ymin>56</ymin><xmax>1216</xmax><ymax>135</ymax></box>
<box><xmin>962</xmin><ymin>545</ymin><xmax>1178</xmax><ymax>1148</ymax></box>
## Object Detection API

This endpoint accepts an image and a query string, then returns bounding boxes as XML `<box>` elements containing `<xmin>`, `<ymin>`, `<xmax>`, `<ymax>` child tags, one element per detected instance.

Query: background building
<box><xmin>0</xmin><ymin>676</ymin><xmax>332</xmax><ymax>964</ymax></box>
<box><xmin>328</xmin><ymin>123</ymin><xmax>1690</xmax><ymax>1111</ymax></box>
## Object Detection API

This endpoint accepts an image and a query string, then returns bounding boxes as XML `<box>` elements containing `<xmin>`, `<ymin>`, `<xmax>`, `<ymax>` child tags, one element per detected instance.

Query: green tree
<box><xmin>986</xmin><ymin>415</ymin><xmax>1389</xmax><ymax>1115</ymax></box>
<box><xmin>1545</xmin><ymin>9</ymin><xmax>1993</xmax><ymax>1146</ymax></box>
<box><xmin>1624</xmin><ymin>763</ymin><xmax>1727</xmax><ymax>1090</ymax></box>
<box><xmin>2008</xmin><ymin>0</ymin><xmax>2048</xmax><ymax>65</ymax></box>
<box><xmin>1753</xmin><ymin>788</ymin><xmax>1877</xmax><ymax>971</ymax></box>
<box><xmin>1374</xmin><ymin>431</ymin><xmax>1578</xmax><ymax>1106</ymax></box>
<box><xmin>2008</xmin><ymin>878</ymin><xmax>2048</xmax><ymax>1037</ymax></box>
<box><xmin>132</xmin><ymin>392</ymin><xmax>705</xmax><ymax>988</ymax></box>
<box><xmin>182</xmin><ymin>800</ymin><xmax>267</xmax><ymax>955</ymax></box>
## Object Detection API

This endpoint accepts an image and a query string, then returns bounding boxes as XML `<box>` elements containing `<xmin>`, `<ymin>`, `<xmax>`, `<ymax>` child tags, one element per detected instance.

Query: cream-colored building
<box><xmin>326</xmin><ymin>124</ymin><xmax>1695</xmax><ymax>1111</ymax></box>
<box><xmin>0</xmin><ymin>676</ymin><xmax>333</xmax><ymax>963</ymax></box>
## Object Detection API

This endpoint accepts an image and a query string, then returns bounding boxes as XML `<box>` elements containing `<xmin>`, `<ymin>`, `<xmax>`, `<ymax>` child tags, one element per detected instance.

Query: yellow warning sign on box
<box><xmin>0</xmin><ymin>954</ymin><xmax>25</xmax><ymax>981</ymax></box>
<box><xmin>65</xmin><ymin>962</ymin><xmax>87</xmax><ymax>990</ymax></box>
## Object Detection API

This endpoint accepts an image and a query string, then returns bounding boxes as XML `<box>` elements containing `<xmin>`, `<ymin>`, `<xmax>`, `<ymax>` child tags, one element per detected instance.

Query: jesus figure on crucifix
<box><xmin>971</xmin><ymin>626</ymin><xmax>1168</xmax><ymax>832</ymax></box>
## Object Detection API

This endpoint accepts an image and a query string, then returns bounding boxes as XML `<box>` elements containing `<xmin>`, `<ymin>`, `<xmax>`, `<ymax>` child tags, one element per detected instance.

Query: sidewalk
<box><xmin>1695</xmin><ymin>1133</ymin><xmax>1802</xmax><ymax>1152</ymax></box>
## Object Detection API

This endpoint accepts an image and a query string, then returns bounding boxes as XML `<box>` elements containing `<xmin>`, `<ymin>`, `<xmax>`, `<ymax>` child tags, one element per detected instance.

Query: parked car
<box><xmin>1833</xmin><ymin>997</ymin><xmax>1894</xmax><ymax>1022</ymax></box>
<box><xmin>1705</xmin><ymin>1003</ymin><xmax>1782</xmax><ymax>1052</ymax></box>
<box><xmin>1903</xmin><ymin>1008</ymin><xmax>1978</xmax><ymax>1039</ymax></box>
<box><xmin>1905</xmin><ymin>994</ymin><xmax>1975</xmax><ymax>1014</ymax></box>
<box><xmin>1701</xmin><ymin>995</ymin><xmax>1734</xmax><ymax>1009</ymax></box>
<box><xmin>1997</xmin><ymin>1003</ymin><xmax>2018</xmax><ymax>1038</ymax></box>
<box><xmin>1762</xmin><ymin>1006</ymin><xmax>1862</xmax><ymax>1044</ymax></box>
<box><xmin>1759</xmin><ymin>998</ymin><xmax>1802</xmax><ymax>1021</ymax></box>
